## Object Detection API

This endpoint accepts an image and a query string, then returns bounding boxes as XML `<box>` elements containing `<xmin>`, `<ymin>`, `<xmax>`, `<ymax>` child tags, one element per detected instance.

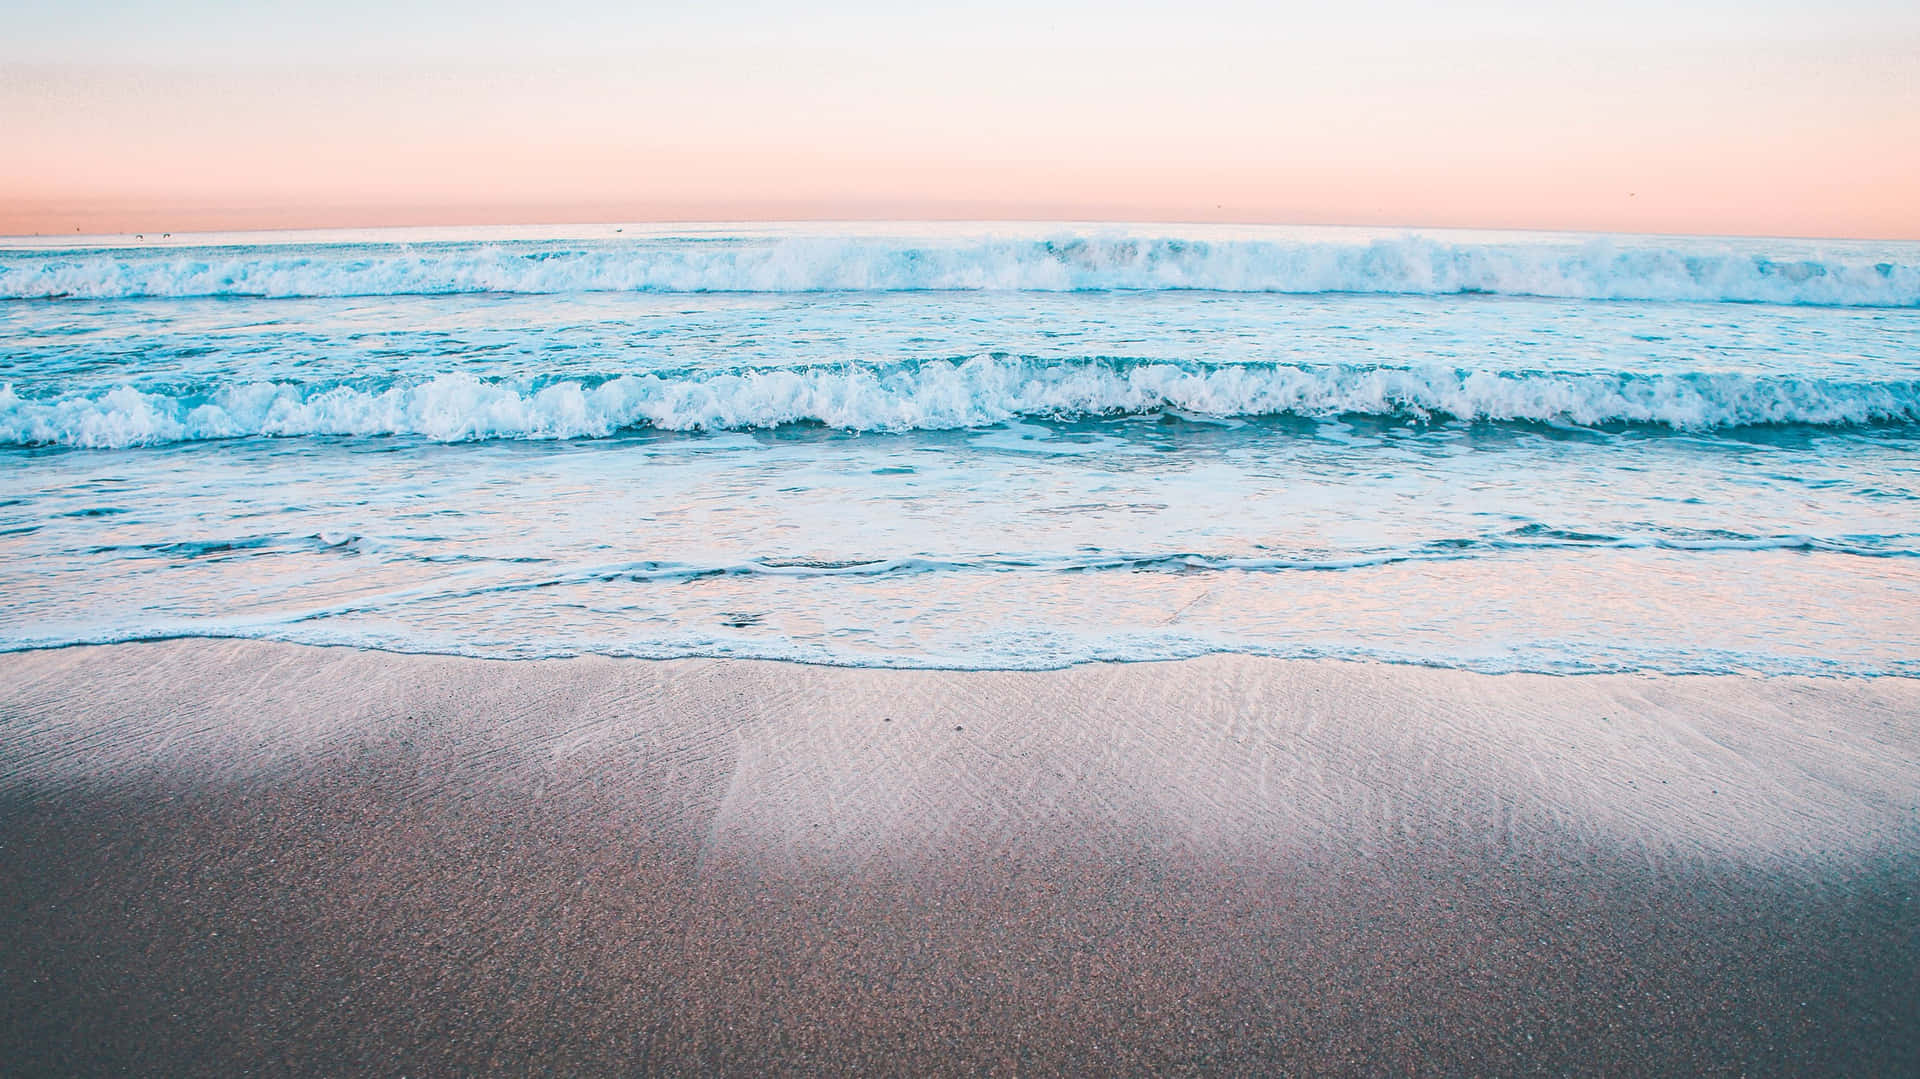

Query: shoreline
<box><xmin>4</xmin><ymin>640</ymin><xmax>1917</xmax><ymax>1072</ymax></box>
<box><xmin>3</xmin><ymin>633</ymin><xmax>1913</xmax><ymax>681</ymax></box>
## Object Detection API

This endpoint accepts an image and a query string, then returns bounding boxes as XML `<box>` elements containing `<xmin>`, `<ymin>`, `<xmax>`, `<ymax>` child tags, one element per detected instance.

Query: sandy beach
<box><xmin>12</xmin><ymin>0</ymin><xmax>1920</xmax><ymax>1073</ymax></box>
<box><xmin>2</xmin><ymin>640</ymin><xmax>1916</xmax><ymax>1074</ymax></box>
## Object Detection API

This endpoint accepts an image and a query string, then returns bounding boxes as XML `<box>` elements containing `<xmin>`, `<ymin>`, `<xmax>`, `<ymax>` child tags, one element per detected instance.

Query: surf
<box><xmin>4</xmin><ymin>230</ymin><xmax>1917</xmax><ymax>306</ymax></box>
<box><xmin>5</xmin><ymin>358</ymin><xmax>1916</xmax><ymax>448</ymax></box>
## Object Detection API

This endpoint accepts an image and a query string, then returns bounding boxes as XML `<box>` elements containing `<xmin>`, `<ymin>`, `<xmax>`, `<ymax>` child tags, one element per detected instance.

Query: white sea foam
<box><xmin>3</xmin><ymin>234</ymin><xmax>1917</xmax><ymax>306</ymax></box>
<box><xmin>5</xmin><ymin>359</ymin><xmax>1915</xmax><ymax>447</ymax></box>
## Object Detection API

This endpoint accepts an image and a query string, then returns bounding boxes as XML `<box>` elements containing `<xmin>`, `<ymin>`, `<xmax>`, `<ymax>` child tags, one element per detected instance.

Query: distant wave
<box><xmin>4</xmin><ymin>233</ymin><xmax>1918</xmax><ymax>306</ymax></box>
<box><xmin>5</xmin><ymin>358</ymin><xmax>1917</xmax><ymax>447</ymax></box>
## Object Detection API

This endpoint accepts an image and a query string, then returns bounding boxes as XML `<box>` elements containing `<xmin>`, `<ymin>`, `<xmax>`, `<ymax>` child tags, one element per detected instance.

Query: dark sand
<box><xmin>2</xmin><ymin>641</ymin><xmax>1917</xmax><ymax>1074</ymax></box>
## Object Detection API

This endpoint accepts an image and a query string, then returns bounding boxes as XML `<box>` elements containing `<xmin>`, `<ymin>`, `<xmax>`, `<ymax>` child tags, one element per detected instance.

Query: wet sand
<box><xmin>2</xmin><ymin>640</ymin><xmax>1917</xmax><ymax>1074</ymax></box>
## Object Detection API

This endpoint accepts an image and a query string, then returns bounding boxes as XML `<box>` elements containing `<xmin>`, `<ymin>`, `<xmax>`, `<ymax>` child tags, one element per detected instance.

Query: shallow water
<box><xmin>3</xmin><ymin>223</ymin><xmax>1916</xmax><ymax>673</ymax></box>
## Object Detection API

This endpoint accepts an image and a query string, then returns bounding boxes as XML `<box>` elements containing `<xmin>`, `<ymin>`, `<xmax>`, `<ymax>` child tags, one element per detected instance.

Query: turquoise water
<box><xmin>3</xmin><ymin>223</ymin><xmax>1916</xmax><ymax>672</ymax></box>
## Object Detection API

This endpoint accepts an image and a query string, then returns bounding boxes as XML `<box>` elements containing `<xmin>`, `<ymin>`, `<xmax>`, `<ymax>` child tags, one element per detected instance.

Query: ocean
<box><xmin>2</xmin><ymin>222</ymin><xmax>1916</xmax><ymax>674</ymax></box>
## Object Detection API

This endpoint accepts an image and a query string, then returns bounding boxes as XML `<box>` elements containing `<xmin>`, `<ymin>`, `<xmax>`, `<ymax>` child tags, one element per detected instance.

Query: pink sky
<box><xmin>6</xmin><ymin>5</ymin><xmax>1918</xmax><ymax>238</ymax></box>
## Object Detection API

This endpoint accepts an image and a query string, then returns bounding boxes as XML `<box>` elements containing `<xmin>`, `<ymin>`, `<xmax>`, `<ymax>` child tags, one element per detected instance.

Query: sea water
<box><xmin>2</xmin><ymin>223</ymin><xmax>1915</xmax><ymax>674</ymax></box>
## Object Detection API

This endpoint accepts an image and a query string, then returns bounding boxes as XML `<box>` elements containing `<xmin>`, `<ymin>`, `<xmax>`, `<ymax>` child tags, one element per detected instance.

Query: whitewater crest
<box><xmin>5</xmin><ymin>359</ymin><xmax>1916</xmax><ymax>448</ymax></box>
<box><xmin>4</xmin><ymin>233</ymin><xmax>1918</xmax><ymax>306</ymax></box>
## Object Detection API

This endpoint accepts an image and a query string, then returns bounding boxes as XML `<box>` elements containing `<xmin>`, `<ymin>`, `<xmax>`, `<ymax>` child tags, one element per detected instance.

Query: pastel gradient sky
<box><xmin>5</xmin><ymin>1</ymin><xmax>1918</xmax><ymax>237</ymax></box>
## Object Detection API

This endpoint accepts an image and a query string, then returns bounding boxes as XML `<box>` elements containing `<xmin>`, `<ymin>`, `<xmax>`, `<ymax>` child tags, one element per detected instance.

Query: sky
<box><xmin>4</xmin><ymin>1</ymin><xmax>1918</xmax><ymax>238</ymax></box>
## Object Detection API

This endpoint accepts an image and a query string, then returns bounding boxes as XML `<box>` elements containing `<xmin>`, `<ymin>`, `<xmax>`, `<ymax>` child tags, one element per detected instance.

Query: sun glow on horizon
<box><xmin>5</xmin><ymin>1</ymin><xmax>1918</xmax><ymax>239</ymax></box>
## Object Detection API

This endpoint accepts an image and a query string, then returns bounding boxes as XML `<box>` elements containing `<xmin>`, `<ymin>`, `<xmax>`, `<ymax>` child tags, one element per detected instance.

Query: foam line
<box><xmin>4</xmin><ymin>359</ymin><xmax>1916</xmax><ymax>447</ymax></box>
<box><xmin>4</xmin><ymin>234</ymin><xmax>1916</xmax><ymax>306</ymax></box>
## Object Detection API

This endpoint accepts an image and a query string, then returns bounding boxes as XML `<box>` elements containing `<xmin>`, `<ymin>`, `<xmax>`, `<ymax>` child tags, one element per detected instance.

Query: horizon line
<box><xmin>6</xmin><ymin>213</ymin><xmax>1919</xmax><ymax>247</ymax></box>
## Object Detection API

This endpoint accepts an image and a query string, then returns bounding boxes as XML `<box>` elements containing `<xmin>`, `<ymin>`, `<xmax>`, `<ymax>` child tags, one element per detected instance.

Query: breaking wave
<box><xmin>5</xmin><ymin>358</ymin><xmax>1916</xmax><ymax>448</ymax></box>
<box><xmin>4</xmin><ymin>233</ymin><xmax>1918</xmax><ymax>306</ymax></box>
